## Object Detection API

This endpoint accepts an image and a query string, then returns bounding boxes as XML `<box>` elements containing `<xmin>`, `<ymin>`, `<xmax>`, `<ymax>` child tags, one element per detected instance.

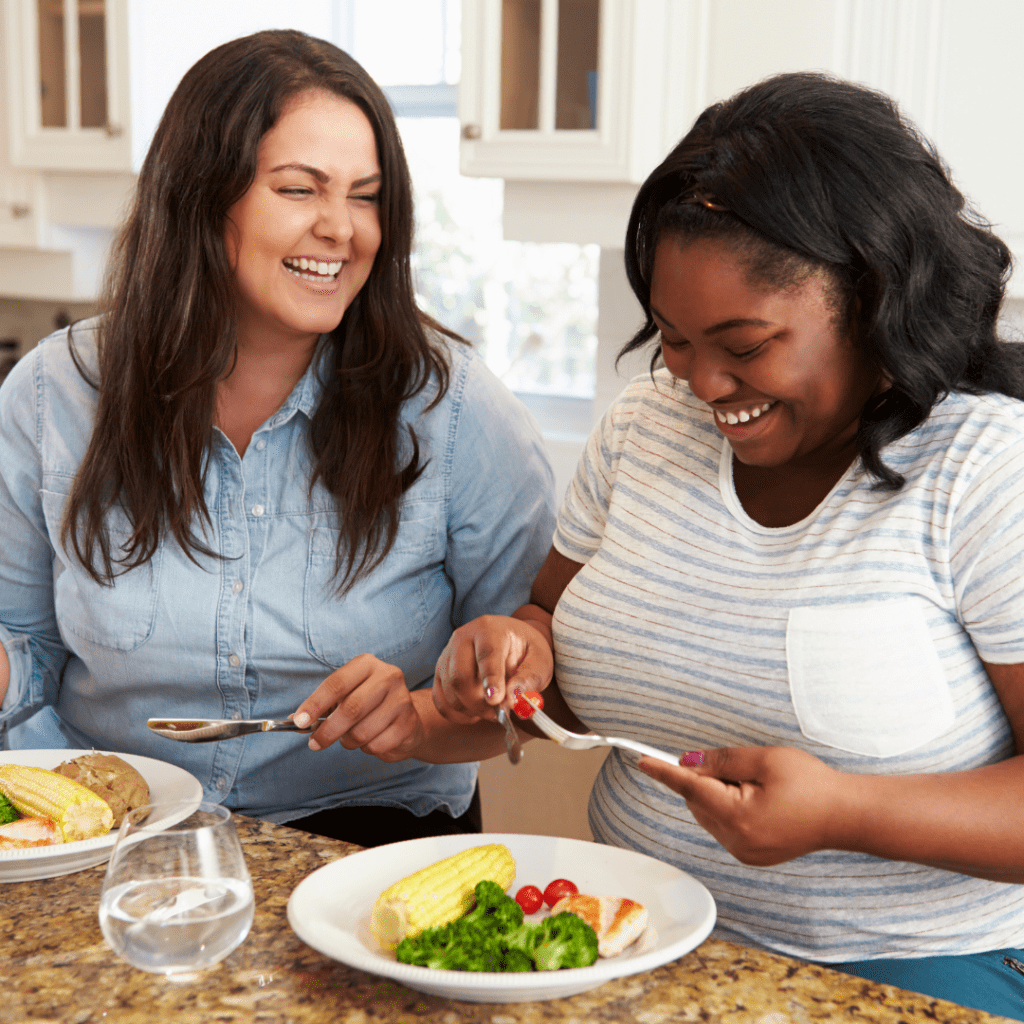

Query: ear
<box><xmin>222</xmin><ymin>215</ymin><xmax>241</xmax><ymax>271</ymax></box>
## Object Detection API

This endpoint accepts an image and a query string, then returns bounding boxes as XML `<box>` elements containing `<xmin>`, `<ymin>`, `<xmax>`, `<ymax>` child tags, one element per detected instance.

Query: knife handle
<box><xmin>264</xmin><ymin>717</ymin><xmax>330</xmax><ymax>732</ymax></box>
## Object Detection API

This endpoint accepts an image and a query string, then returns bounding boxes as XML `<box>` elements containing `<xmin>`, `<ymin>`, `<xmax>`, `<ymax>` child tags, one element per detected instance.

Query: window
<box><xmin>343</xmin><ymin>0</ymin><xmax>599</xmax><ymax>402</ymax></box>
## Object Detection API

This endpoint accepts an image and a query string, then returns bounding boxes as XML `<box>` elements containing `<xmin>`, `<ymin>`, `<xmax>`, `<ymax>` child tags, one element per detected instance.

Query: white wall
<box><xmin>126</xmin><ymin>0</ymin><xmax>336</xmax><ymax>171</ymax></box>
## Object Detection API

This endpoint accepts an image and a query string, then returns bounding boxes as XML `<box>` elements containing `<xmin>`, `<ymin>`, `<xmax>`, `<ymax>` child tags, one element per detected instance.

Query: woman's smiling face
<box><xmin>224</xmin><ymin>89</ymin><xmax>382</xmax><ymax>352</ymax></box>
<box><xmin>650</xmin><ymin>235</ymin><xmax>879</xmax><ymax>474</ymax></box>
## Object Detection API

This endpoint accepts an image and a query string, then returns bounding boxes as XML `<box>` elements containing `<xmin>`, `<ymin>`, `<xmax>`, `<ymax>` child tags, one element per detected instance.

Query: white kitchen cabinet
<box><xmin>461</xmin><ymin>0</ymin><xmax>1024</xmax><ymax>296</ymax></box>
<box><xmin>459</xmin><ymin>0</ymin><xmax>704</xmax><ymax>183</ymax></box>
<box><xmin>4</xmin><ymin>0</ymin><xmax>131</xmax><ymax>172</ymax></box>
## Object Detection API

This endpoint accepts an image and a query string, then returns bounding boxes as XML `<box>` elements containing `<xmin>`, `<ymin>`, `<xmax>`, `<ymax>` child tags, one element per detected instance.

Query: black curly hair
<box><xmin>622</xmin><ymin>71</ymin><xmax>1022</xmax><ymax>489</ymax></box>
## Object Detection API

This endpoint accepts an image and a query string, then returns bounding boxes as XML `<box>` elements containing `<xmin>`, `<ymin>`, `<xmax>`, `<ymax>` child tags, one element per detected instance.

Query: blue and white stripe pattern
<box><xmin>552</xmin><ymin>370</ymin><xmax>1024</xmax><ymax>961</ymax></box>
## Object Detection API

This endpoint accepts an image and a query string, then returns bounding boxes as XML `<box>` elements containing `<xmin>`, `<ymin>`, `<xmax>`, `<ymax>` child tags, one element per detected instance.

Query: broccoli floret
<box><xmin>462</xmin><ymin>879</ymin><xmax>524</xmax><ymax>933</ymax></box>
<box><xmin>522</xmin><ymin>911</ymin><xmax>600</xmax><ymax>971</ymax></box>
<box><xmin>501</xmin><ymin>948</ymin><xmax>534</xmax><ymax>972</ymax></box>
<box><xmin>0</xmin><ymin>794</ymin><xmax>17</xmax><ymax>825</ymax></box>
<box><xmin>397</xmin><ymin>919</ymin><xmax>504</xmax><ymax>972</ymax></box>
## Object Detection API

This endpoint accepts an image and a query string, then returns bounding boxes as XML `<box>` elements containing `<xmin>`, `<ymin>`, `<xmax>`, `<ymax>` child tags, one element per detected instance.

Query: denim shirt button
<box><xmin>252</xmin><ymin>504</ymin><xmax>264</xmax><ymax>517</ymax></box>
<box><xmin>232</xmin><ymin>580</ymin><xmax>243</xmax><ymax>594</ymax></box>
<box><xmin>228</xmin><ymin>653</ymin><xmax>241</xmax><ymax>667</ymax></box>
<box><xmin>255</xmin><ymin>439</ymin><xmax>266</xmax><ymax>451</ymax></box>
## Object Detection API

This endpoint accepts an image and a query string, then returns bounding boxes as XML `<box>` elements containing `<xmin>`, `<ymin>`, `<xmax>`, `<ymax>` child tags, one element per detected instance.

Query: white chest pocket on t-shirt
<box><xmin>785</xmin><ymin>601</ymin><xmax>955</xmax><ymax>758</ymax></box>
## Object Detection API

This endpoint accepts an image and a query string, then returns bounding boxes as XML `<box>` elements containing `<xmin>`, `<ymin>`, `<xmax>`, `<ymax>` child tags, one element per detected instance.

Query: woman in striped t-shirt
<box><xmin>428</xmin><ymin>72</ymin><xmax>1024</xmax><ymax>1018</ymax></box>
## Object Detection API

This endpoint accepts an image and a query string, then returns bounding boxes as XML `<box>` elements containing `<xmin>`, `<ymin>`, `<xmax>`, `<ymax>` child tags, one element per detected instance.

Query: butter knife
<box><xmin>496</xmin><ymin>706</ymin><xmax>523</xmax><ymax>765</ymax></box>
<box><xmin>147</xmin><ymin>717</ymin><xmax>328</xmax><ymax>743</ymax></box>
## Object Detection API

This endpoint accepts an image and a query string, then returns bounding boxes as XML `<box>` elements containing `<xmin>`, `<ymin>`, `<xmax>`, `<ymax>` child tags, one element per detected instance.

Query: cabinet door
<box><xmin>460</xmin><ymin>0</ymin><xmax>665</xmax><ymax>182</ymax></box>
<box><xmin>5</xmin><ymin>0</ymin><xmax>130</xmax><ymax>170</ymax></box>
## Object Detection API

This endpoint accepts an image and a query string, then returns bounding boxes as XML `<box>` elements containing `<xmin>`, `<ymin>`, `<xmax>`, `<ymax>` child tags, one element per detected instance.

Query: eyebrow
<box><xmin>268</xmin><ymin>164</ymin><xmax>382</xmax><ymax>189</ymax></box>
<box><xmin>650</xmin><ymin>306</ymin><xmax>774</xmax><ymax>336</ymax></box>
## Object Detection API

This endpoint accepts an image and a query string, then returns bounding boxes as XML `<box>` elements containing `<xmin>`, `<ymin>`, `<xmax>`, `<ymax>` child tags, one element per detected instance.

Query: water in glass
<box><xmin>99</xmin><ymin>801</ymin><xmax>254</xmax><ymax>974</ymax></box>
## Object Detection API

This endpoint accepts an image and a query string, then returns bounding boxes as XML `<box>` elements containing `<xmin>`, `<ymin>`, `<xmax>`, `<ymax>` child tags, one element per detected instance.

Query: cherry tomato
<box><xmin>513</xmin><ymin>690</ymin><xmax>544</xmax><ymax>719</ymax></box>
<box><xmin>543</xmin><ymin>878</ymin><xmax>579</xmax><ymax>909</ymax></box>
<box><xmin>515</xmin><ymin>884</ymin><xmax>544</xmax><ymax>915</ymax></box>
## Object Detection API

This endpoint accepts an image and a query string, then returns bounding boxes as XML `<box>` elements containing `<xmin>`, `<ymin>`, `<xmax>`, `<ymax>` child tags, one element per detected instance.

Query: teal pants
<box><xmin>825</xmin><ymin>948</ymin><xmax>1024</xmax><ymax>1020</ymax></box>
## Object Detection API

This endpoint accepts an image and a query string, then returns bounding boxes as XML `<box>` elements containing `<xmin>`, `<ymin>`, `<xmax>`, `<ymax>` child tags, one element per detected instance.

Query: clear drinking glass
<box><xmin>98</xmin><ymin>801</ymin><xmax>254</xmax><ymax>974</ymax></box>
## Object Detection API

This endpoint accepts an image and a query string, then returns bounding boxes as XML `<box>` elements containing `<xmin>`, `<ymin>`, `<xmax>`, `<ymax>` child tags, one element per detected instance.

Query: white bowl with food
<box><xmin>287</xmin><ymin>832</ymin><xmax>716</xmax><ymax>1003</ymax></box>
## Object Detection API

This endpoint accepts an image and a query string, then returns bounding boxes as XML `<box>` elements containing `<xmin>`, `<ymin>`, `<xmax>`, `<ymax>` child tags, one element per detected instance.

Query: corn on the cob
<box><xmin>0</xmin><ymin>765</ymin><xmax>114</xmax><ymax>843</ymax></box>
<box><xmin>371</xmin><ymin>843</ymin><xmax>516</xmax><ymax>950</ymax></box>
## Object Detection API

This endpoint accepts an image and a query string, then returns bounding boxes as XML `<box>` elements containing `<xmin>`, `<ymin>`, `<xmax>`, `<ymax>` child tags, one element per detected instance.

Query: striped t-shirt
<box><xmin>552</xmin><ymin>370</ymin><xmax>1024</xmax><ymax>962</ymax></box>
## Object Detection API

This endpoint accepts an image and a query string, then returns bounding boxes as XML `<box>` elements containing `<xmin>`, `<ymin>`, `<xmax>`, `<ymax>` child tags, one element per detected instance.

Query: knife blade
<box><xmin>147</xmin><ymin>717</ymin><xmax>328</xmax><ymax>743</ymax></box>
<box><xmin>496</xmin><ymin>706</ymin><xmax>523</xmax><ymax>765</ymax></box>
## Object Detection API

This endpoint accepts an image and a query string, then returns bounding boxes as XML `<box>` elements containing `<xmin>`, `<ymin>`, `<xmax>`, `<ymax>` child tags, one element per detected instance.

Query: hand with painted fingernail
<box><xmin>638</xmin><ymin>744</ymin><xmax>849</xmax><ymax>867</ymax></box>
<box><xmin>430</xmin><ymin>615</ymin><xmax>554</xmax><ymax>725</ymax></box>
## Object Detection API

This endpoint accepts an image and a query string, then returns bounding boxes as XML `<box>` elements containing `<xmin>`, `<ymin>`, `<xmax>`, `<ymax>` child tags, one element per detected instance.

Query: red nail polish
<box><xmin>680</xmin><ymin>751</ymin><xmax>704</xmax><ymax>767</ymax></box>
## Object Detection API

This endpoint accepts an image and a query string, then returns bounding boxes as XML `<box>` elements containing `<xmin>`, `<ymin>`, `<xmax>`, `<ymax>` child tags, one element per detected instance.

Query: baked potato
<box><xmin>53</xmin><ymin>752</ymin><xmax>150</xmax><ymax>826</ymax></box>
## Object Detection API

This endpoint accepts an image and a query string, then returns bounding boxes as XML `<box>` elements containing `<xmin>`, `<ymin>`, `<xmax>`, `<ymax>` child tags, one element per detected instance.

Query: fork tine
<box><xmin>526</xmin><ymin>705</ymin><xmax>569</xmax><ymax>742</ymax></box>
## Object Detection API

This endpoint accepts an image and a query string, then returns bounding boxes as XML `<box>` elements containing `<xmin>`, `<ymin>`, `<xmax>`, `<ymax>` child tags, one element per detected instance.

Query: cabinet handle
<box><xmin>461</xmin><ymin>124</ymin><xmax>482</xmax><ymax>140</ymax></box>
<box><xmin>105</xmin><ymin>122</ymin><xmax>124</xmax><ymax>138</ymax></box>
<box><xmin>10</xmin><ymin>203</ymin><xmax>30</xmax><ymax>219</ymax></box>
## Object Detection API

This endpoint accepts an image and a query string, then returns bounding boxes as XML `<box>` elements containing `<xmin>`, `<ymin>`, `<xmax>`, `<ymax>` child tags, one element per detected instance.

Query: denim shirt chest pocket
<box><xmin>304</xmin><ymin>499</ymin><xmax>446</xmax><ymax>667</ymax></box>
<box><xmin>41</xmin><ymin>488</ymin><xmax>163</xmax><ymax>652</ymax></box>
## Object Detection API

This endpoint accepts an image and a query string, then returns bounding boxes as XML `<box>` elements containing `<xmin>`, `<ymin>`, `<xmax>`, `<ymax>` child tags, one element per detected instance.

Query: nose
<box><xmin>667</xmin><ymin>345</ymin><xmax>739</xmax><ymax>404</ymax></box>
<box><xmin>313</xmin><ymin>196</ymin><xmax>354</xmax><ymax>245</ymax></box>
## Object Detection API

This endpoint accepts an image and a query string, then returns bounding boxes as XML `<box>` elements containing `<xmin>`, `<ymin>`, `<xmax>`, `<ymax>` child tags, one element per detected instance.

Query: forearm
<box><xmin>835</xmin><ymin>757</ymin><xmax>1024</xmax><ymax>883</ymax></box>
<box><xmin>407</xmin><ymin>689</ymin><xmax>538</xmax><ymax>763</ymax></box>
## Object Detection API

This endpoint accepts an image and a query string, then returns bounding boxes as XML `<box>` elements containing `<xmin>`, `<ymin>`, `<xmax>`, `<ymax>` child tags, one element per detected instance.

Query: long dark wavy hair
<box><xmin>63</xmin><ymin>29</ymin><xmax>462</xmax><ymax>588</ymax></box>
<box><xmin>622</xmin><ymin>71</ymin><xmax>1023</xmax><ymax>489</ymax></box>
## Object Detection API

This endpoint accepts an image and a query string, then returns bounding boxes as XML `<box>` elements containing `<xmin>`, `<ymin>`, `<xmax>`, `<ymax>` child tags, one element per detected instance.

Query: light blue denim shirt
<box><xmin>0</xmin><ymin>319</ymin><xmax>556</xmax><ymax>822</ymax></box>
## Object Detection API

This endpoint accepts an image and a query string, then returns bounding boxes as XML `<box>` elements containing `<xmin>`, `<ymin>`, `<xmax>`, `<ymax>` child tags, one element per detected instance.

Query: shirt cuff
<box><xmin>0</xmin><ymin>626</ymin><xmax>38</xmax><ymax>721</ymax></box>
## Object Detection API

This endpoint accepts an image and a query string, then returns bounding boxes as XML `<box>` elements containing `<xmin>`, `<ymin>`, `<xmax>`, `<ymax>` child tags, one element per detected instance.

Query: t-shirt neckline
<box><xmin>718</xmin><ymin>440</ymin><xmax>858</xmax><ymax>533</ymax></box>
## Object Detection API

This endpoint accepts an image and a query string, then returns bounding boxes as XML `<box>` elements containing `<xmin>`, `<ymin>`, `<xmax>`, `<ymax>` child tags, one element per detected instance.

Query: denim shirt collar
<box><xmin>279</xmin><ymin>334</ymin><xmax>331</xmax><ymax>424</ymax></box>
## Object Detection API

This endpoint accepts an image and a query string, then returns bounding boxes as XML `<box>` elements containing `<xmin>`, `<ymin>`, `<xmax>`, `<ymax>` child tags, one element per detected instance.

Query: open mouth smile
<box><xmin>714</xmin><ymin>400</ymin><xmax>776</xmax><ymax>426</ymax></box>
<box><xmin>283</xmin><ymin>257</ymin><xmax>343</xmax><ymax>282</ymax></box>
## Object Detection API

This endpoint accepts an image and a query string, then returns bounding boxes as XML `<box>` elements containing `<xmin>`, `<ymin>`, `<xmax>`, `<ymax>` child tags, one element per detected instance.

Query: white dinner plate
<box><xmin>287</xmin><ymin>832</ymin><xmax>716</xmax><ymax>1003</ymax></box>
<box><xmin>0</xmin><ymin>749</ymin><xmax>203</xmax><ymax>882</ymax></box>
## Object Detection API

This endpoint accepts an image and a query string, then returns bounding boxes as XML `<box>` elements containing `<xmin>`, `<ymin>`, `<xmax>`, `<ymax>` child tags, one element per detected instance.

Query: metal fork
<box><xmin>525</xmin><ymin>704</ymin><xmax>679</xmax><ymax>765</ymax></box>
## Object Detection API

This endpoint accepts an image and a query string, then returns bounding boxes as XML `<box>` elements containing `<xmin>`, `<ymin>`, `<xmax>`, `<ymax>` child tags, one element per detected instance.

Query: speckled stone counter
<box><xmin>1</xmin><ymin>816</ymin><xmax>1014</xmax><ymax>1024</ymax></box>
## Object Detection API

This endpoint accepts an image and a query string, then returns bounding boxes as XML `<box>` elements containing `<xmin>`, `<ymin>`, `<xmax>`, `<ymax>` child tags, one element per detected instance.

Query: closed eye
<box><xmin>728</xmin><ymin>339</ymin><xmax>769</xmax><ymax>360</ymax></box>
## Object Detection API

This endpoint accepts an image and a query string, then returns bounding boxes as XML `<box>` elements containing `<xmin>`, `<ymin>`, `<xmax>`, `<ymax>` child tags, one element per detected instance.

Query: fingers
<box><xmin>432</xmin><ymin>617</ymin><xmax>553</xmax><ymax>725</ymax></box>
<box><xmin>292</xmin><ymin>655</ymin><xmax>418</xmax><ymax>754</ymax></box>
<box><xmin>638</xmin><ymin>745</ymin><xmax>840</xmax><ymax>866</ymax></box>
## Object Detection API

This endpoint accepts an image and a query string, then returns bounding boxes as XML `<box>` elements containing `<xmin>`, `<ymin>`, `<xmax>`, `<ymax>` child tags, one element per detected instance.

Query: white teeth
<box><xmin>715</xmin><ymin>401</ymin><xmax>773</xmax><ymax>425</ymax></box>
<box><xmin>283</xmin><ymin>257</ymin><xmax>343</xmax><ymax>281</ymax></box>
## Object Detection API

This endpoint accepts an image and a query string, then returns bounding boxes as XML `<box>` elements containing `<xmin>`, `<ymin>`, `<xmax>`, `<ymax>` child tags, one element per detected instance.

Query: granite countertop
<box><xmin>2</xmin><ymin>816</ymin><xmax>1014</xmax><ymax>1024</ymax></box>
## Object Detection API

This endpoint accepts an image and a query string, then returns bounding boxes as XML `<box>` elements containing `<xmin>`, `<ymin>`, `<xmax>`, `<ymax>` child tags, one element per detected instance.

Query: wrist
<box><xmin>821</xmin><ymin>769</ymin><xmax>884</xmax><ymax>855</ymax></box>
<box><xmin>511</xmin><ymin>604</ymin><xmax>553</xmax><ymax>648</ymax></box>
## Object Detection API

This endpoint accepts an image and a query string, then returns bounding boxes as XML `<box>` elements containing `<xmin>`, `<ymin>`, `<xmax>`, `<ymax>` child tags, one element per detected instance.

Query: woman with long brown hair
<box><xmin>0</xmin><ymin>29</ymin><xmax>555</xmax><ymax>846</ymax></box>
